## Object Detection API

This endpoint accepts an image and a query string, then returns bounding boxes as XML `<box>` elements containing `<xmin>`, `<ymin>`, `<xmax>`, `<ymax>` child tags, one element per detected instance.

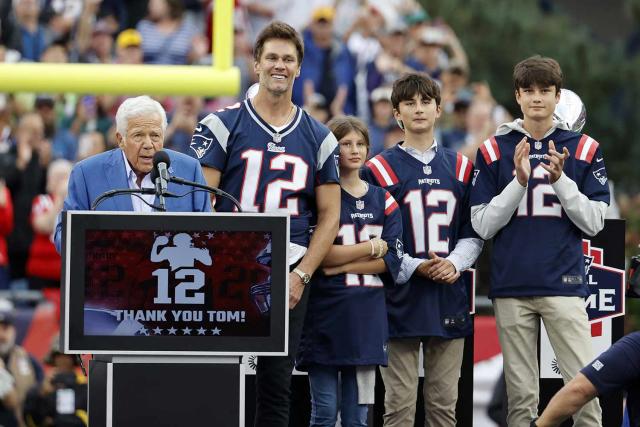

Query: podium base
<box><xmin>89</xmin><ymin>356</ymin><xmax>243</xmax><ymax>427</ymax></box>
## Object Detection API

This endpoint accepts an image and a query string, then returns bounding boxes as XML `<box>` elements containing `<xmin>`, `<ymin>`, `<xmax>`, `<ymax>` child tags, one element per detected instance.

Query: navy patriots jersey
<box><xmin>581</xmin><ymin>332</ymin><xmax>640</xmax><ymax>427</ymax></box>
<box><xmin>297</xmin><ymin>185</ymin><xmax>403</xmax><ymax>367</ymax></box>
<box><xmin>188</xmin><ymin>100</ymin><xmax>340</xmax><ymax>247</ymax></box>
<box><xmin>362</xmin><ymin>144</ymin><xmax>476</xmax><ymax>339</ymax></box>
<box><xmin>470</xmin><ymin>129</ymin><xmax>610</xmax><ymax>298</ymax></box>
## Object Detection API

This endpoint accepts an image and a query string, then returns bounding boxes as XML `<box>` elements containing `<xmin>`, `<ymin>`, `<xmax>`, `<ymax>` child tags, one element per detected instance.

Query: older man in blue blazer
<box><xmin>54</xmin><ymin>96</ymin><xmax>211</xmax><ymax>252</ymax></box>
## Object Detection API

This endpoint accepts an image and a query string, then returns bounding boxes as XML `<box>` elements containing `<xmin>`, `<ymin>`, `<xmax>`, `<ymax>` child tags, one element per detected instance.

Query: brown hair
<box><xmin>254</xmin><ymin>21</ymin><xmax>304</xmax><ymax>64</ymax></box>
<box><xmin>391</xmin><ymin>73</ymin><xmax>441</xmax><ymax>110</ymax></box>
<box><xmin>513</xmin><ymin>55</ymin><xmax>563</xmax><ymax>93</ymax></box>
<box><xmin>327</xmin><ymin>115</ymin><xmax>370</xmax><ymax>153</ymax></box>
<box><xmin>165</xmin><ymin>0</ymin><xmax>184</xmax><ymax>20</ymax></box>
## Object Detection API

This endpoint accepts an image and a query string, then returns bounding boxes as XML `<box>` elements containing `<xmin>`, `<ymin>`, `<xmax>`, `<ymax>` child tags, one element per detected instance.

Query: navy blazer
<box><xmin>54</xmin><ymin>148</ymin><xmax>211</xmax><ymax>252</ymax></box>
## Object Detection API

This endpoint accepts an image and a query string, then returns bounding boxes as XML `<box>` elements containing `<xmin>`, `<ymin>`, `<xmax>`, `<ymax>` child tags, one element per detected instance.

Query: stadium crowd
<box><xmin>0</xmin><ymin>1</ymin><xmax>636</xmax><ymax>426</ymax></box>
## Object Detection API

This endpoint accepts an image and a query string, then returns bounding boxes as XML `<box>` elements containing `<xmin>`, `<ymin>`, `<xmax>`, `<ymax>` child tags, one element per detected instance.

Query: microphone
<box><xmin>151</xmin><ymin>151</ymin><xmax>171</xmax><ymax>210</ymax></box>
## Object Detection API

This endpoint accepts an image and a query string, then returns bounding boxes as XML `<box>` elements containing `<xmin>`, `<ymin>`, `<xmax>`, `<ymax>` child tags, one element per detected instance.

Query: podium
<box><xmin>60</xmin><ymin>211</ymin><xmax>290</xmax><ymax>427</ymax></box>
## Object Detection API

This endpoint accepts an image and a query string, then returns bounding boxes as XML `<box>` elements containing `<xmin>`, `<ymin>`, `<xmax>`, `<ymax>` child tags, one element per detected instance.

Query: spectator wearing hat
<box><xmin>407</xmin><ymin>24</ymin><xmax>468</xmax><ymax>81</ymax></box>
<box><xmin>115</xmin><ymin>28</ymin><xmax>143</xmax><ymax>64</ymax></box>
<box><xmin>0</xmin><ymin>181</ymin><xmax>12</xmax><ymax>290</ymax></box>
<box><xmin>293</xmin><ymin>6</ymin><xmax>357</xmax><ymax>117</ymax></box>
<box><xmin>364</xmin><ymin>21</ymin><xmax>415</xmax><ymax>96</ymax></box>
<box><xmin>368</xmin><ymin>86</ymin><xmax>395</xmax><ymax>157</ymax></box>
<box><xmin>0</xmin><ymin>300</ymin><xmax>44</xmax><ymax>427</ymax></box>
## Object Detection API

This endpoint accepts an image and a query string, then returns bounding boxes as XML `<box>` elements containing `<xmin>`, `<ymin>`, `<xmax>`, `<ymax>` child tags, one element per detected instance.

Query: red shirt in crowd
<box><xmin>0</xmin><ymin>187</ymin><xmax>13</xmax><ymax>268</ymax></box>
<box><xmin>26</xmin><ymin>194</ymin><xmax>61</xmax><ymax>281</ymax></box>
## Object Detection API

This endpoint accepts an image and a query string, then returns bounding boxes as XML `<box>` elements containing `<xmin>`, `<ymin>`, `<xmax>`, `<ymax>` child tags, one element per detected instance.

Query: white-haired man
<box><xmin>54</xmin><ymin>95</ymin><xmax>211</xmax><ymax>252</ymax></box>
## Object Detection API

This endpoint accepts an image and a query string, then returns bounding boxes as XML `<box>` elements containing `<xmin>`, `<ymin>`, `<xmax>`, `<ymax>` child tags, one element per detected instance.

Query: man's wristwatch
<box><xmin>292</xmin><ymin>268</ymin><xmax>311</xmax><ymax>285</ymax></box>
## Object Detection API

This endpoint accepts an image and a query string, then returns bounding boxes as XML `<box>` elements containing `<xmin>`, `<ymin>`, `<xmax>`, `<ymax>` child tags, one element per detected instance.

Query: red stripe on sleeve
<box><xmin>479</xmin><ymin>143</ymin><xmax>492</xmax><ymax>164</ymax></box>
<box><xmin>455</xmin><ymin>153</ymin><xmax>463</xmax><ymax>178</ymax></box>
<box><xmin>463</xmin><ymin>161</ymin><xmax>473</xmax><ymax>184</ymax></box>
<box><xmin>365</xmin><ymin>162</ymin><xmax>385</xmax><ymax>187</ymax></box>
<box><xmin>575</xmin><ymin>134</ymin><xmax>589</xmax><ymax>159</ymax></box>
<box><xmin>490</xmin><ymin>137</ymin><xmax>500</xmax><ymax>160</ymax></box>
<box><xmin>377</xmin><ymin>156</ymin><xmax>399</xmax><ymax>184</ymax></box>
<box><xmin>584</xmin><ymin>138</ymin><xmax>599</xmax><ymax>163</ymax></box>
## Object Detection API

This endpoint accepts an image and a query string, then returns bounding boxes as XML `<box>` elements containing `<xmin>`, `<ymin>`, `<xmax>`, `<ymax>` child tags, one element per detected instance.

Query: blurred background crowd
<box><xmin>0</xmin><ymin>0</ymin><xmax>639</xmax><ymax>425</ymax></box>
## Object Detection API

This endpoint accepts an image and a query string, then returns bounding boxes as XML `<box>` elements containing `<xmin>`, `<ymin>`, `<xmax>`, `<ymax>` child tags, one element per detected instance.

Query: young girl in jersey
<box><xmin>296</xmin><ymin>116</ymin><xmax>404</xmax><ymax>427</ymax></box>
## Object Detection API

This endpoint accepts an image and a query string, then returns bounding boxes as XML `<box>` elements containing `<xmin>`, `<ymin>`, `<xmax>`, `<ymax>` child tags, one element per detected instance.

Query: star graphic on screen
<box><xmin>152</xmin><ymin>327</ymin><xmax>163</xmax><ymax>335</ymax></box>
<box><xmin>206</xmin><ymin>232</ymin><xmax>215</xmax><ymax>239</ymax></box>
<box><xmin>211</xmin><ymin>327</ymin><xmax>222</xmax><ymax>335</ymax></box>
<box><xmin>167</xmin><ymin>326</ymin><xmax>177</xmax><ymax>335</ymax></box>
<box><xmin>192</xmin><ymin>232</ymin><xmax>200</xmax><ymax>238</ymax></box>
<box><xmin>139</xmin><ymin>327</ymin><xmax>148</xmax><ymax>336</ymax></box>
<box><xmin>182</xmin><ymin>327</ymin><xmax>192</xmax><ymax>335</ymax></box>
<box><xmin>197</xmin><ymin>327</ymin><xmax>207</xmax><ymax>335</ymax></box>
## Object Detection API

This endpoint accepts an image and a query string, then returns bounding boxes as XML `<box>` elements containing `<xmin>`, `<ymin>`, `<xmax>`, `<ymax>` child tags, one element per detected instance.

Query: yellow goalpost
<box><xmin>0</xmin><ymin>0</ymin><xmax>239</xmax><ymax>97</ymax></box>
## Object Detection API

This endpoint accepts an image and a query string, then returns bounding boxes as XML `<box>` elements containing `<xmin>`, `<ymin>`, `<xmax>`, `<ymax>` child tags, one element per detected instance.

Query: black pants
<box><xmin>254</xmin><ymin>280</ymin><xmax>310</xmax><ymax>427</ymax></box>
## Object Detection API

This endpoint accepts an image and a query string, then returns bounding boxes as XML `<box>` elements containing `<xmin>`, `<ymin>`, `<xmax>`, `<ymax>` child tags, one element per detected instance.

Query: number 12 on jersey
<box><xmin>337</xmin><ymin>224</ymin><xmax>384</xmax><ymax>287</ymax></box>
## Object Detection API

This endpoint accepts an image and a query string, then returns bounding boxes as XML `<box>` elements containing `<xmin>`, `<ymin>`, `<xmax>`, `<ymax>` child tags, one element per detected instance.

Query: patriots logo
<box><xmin>584</xmin><ymin>254</ymin><xmax>594</xmax><ymax>275</ymax></box>
<box><xmin>190</xmin><ymin>134</ymin><xmax>213</xmax><ymax>159</ymax></box>
<box><xmin>395</xmin><ymin>239</ymin><xmax>404</xmax><ymax>259</ymax></box>
<box><xmin>593</xmin><ymin>167</ymin><xmax>607</xmax><ymax>186</ymax></box>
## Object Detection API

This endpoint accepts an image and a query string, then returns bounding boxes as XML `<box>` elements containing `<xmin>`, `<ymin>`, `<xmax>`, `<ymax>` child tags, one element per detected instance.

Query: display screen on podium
<box><xmin>60</xmin><ymin>211</ymin><xmax>289</xmax><ymax>355</ymax></box>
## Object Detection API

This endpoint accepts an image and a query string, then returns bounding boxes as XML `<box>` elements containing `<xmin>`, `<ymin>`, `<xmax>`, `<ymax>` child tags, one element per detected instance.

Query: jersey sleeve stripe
<box><xmin>384</xmin><ymin>193</ymin><xmax>399</xmax><ymax>215</ymax></box>
<box><xmin>317</xmin><ymin>132</ymin><xmax>339</xmax><ymax>171</ymax></box>
<box><xmin>480</xmin><ymin>137</ymin><xmax>500</xmax><ymax>164</ymax></box>
<box><xmin>368</xmin><ymin>157</ymin><xmax>398</xmax><ymax>187</ymax></box>
<box><xmin>200</xmin><ymin>114</ymin><xmax>230</xmax><ymax>153</ymax></box>
<box><xmin>584</xmin><ymin>138</ymin><xmax>598</xmax><ymax>163</ymax></box>
<box><xmin>463</xmin><ymin>158</ymin><xmax>473</xmax><ymax>183</ymax></box>
<box><xmin>576</xmin><ymin>135</ymin><xmax>599</xmax><ymax>163</ymax></box>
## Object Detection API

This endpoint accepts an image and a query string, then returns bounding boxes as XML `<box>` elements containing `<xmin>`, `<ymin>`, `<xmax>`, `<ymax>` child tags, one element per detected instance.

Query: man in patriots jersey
<box><xmin>470</xmin><ymin>56</ymin><xmax>609</xmax><ymax>427</ymax></box>
<box><xmin>187</xmin><ymin>22</ymin><xmax>340</xmax><ymax>427</ymax></box>
<box><xmin>297</xmin><ymin>116</ymin><xmax>404</xmax><ymax>426</ymax></box>
<box><xmin>362</xmin><ymin>73</ymin><xmax>483</xmax><ymax>427</ymax></box>
<box><xmin>533</xmin><ymin>331</ymin><xmax>640</xmax><ymax>427</ymax></box>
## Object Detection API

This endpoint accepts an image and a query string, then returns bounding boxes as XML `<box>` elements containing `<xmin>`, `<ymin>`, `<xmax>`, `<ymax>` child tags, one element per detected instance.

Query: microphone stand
<box><xmin>169</xmin><ymin>176</ymin><xmax>243</xmax><ymax>212</ymax></box>
<box><xmin>91</xmin><ymin>188</ymin><xmax>176</xmax><ymax>211</ymax></box>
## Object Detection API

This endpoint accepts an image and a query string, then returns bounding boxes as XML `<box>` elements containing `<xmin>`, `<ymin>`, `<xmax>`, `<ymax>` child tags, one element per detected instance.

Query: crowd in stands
<box><xmin>0</xmin><ymin>0</ymin><xmax>624</xmax><ymax>425</ymax></box>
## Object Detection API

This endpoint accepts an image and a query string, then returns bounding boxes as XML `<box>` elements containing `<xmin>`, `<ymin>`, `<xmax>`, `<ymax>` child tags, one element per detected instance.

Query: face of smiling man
<box><xmin>254</xmin><ymin>38</ymin><xmax>301</xmax><ymax>96</ymax></box>
<box><xmin>117</xmin><ymin>113</ymin><xmax>164</xmax><ymax>182</ymax></box>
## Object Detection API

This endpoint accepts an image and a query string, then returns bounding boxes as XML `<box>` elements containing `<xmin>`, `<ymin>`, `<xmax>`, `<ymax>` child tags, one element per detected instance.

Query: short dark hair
<box><xmin>327</xmin><ymin>115</ymin><xmax>370</xmax><ymax>152</ymax></box>
<box><xmin>391</xmin><ymin>73</ymin><xmax>441</xmax><ymax>111</ymax></box>
<box><xmin>513</xmin><ymin>55</ymin><xmax>563</xmax><ymax>93</ymax></box>
<box><xmin>254</xmin><ymin>21</ymin><xmax>304</xmax><ymax>64</ymax></box>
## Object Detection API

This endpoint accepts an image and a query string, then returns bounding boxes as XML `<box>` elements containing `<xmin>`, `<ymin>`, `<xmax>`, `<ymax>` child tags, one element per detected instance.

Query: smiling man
<box><xmin>188</xmin><ymin>21</ymin><xmax>340</xmax><ymax>427</ymax></box>
<box><xmin>53</xmin><ymin>95</ymin><xmax>211</xmax><ymax>252</ymax></box>
<box><xmin>470</xmin><ymin>56</ymin><xmax>610</xmax><ymax>427</ymax></box>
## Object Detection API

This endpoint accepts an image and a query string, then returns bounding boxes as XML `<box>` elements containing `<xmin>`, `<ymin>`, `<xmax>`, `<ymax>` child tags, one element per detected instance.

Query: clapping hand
<box><xmin>514</xmin><ymin>136</ymin><xmax>531</xmax><ymax>187</ymax></box>
<box><xmin>541</xmin><ymin>140</ymin><xmax>569</xmax><ymax>184</ymax></box>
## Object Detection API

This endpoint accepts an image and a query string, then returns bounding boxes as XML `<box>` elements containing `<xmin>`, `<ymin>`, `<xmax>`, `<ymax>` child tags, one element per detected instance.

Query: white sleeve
<box><xmin>446</xmin><ymin>238</ymin><xmax>484</xmax><ymax>273</ymax></box>
<box><xmin>396</xmin><ymin>254</ymin><xmax>423</xmax><ymax>285</ymax></box>
<box><xmin>471</xmin><ymin>177</ymin><xmax>527</xmax><ymax>240</ymax></box>
<box><xmin>551</xmin><ymin>172</ymin><xmax>608</xmax><ymax>236</ymax></box>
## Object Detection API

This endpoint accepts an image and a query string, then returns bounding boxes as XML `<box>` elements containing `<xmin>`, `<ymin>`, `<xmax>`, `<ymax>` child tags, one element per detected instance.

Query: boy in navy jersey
<box><xmin>297</xmin><ymin>116</ymin><xmax>404</xmax><ymax>426</ymax></box>
<box><xmin>534</xmin><ymin>331</ymin><xmax>640</xmax><ymax>427</ymax></box>
<box><xmin>470</xmin><ymin>56</ymin><xmax>609</xmax><ymax>427</ymax></box>
<box><xmin>362</xmin><ymin>74</ymin><xmax>482</xmax><ymax>427</ymax></box>
<box><xmin>188</xmin><ymin>22</ymin><xmax>341</xmax><ymax>427</ymax></box>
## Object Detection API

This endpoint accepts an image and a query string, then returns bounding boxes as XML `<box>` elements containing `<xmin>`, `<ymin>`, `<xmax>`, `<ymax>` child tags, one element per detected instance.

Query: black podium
<box><xmin>59</xmin><ymin>211</ymin><xmax>289</xmax><ymax>427</ymax></box>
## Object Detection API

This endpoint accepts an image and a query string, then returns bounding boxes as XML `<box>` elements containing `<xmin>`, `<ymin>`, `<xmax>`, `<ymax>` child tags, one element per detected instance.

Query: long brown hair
<box><xmin>327</xmin><ymin>115</ymin><xmax>370</xmax><ymax>156</ymax></box>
